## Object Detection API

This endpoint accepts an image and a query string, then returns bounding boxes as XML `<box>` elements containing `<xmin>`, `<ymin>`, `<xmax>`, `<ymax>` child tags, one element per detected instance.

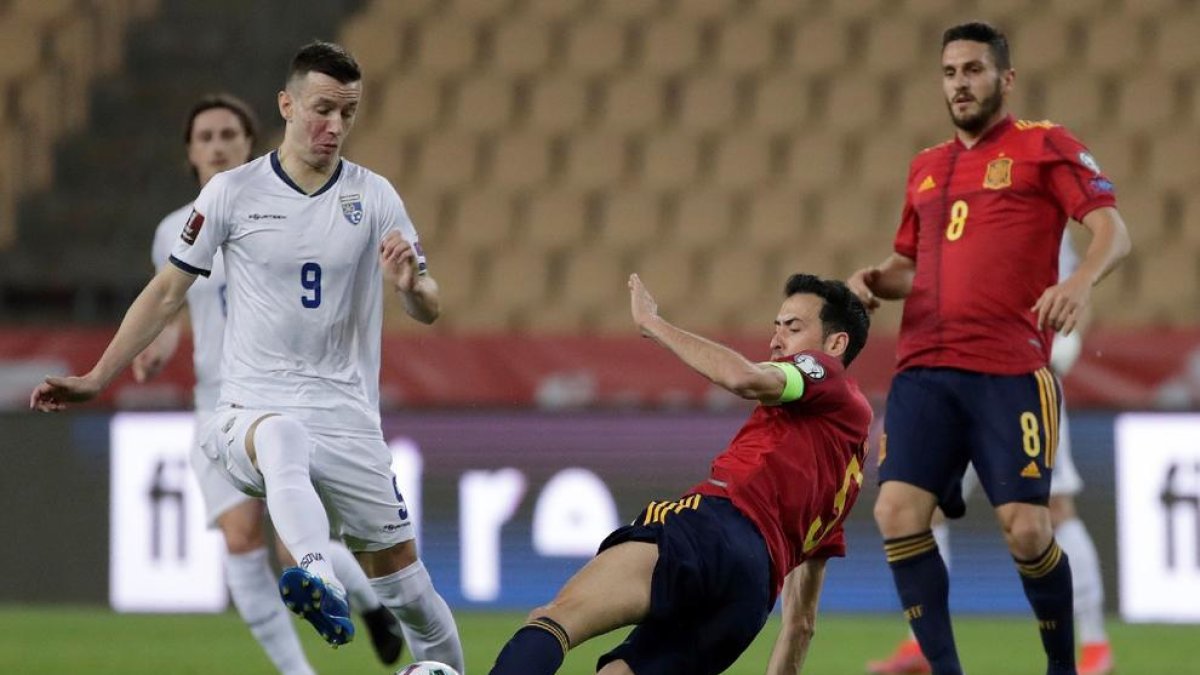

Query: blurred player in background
<box><xmin>867</xmin><ymin>237</ymin><xmax>1114</xmax><ymax>675</ymax></box>
<box><xmin>848</xmin><ymin>21</ymin><xmax>1131</xmax><ymax>675</ymax></box>
<box><xmin>132</xmin><ymin>93</ymin><xmax>406</xmax><ymax>671</ymax></box>
<box><xmin>31</xmin><ymin>42</ymin><xmax>463</xmax><ymax>671</ymax></box>
<box><xmin>489</xmin><ymin>273</ymin><xmax>872</xmax><ymax>675</ymax></box>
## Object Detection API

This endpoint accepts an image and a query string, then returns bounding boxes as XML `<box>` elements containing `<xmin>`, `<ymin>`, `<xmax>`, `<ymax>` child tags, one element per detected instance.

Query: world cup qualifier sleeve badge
<box><xmin>340</xmin><ymin>194</ymin><xmax>364</xmax><ymax>225</ymax></box>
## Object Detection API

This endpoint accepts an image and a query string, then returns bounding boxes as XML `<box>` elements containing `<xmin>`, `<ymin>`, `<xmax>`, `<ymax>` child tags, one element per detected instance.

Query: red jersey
<box><xmin>893</xmin><ymin>116</ymin><xmax>1117</xmax><ymax>375</ymax></box>
<box><xmin>692</xmin><ymin>350</ymin><xmax>873</xmax><ymax>593</ymax></box>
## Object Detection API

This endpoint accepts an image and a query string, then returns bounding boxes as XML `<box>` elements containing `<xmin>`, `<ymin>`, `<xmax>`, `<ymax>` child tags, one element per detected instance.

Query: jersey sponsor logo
<box><xmin>917</xmin><ymin>175</ymin><xmax>936</xmax><ymax>193</ymax></box>
<box><xmin>793</xmin><ymin>353</ymin><xmax>826</xmax><ymax>380</ymax></box>
<box><xmin>340</xmin><ymin>193</ymin><xmax>364</xmax><ymax>225</ymax></box>
<box><xmin>1078</xmin><ymin>151</ymin><xmax>1101</xmax><ymax>174</ymax></box>
<box><xmin>180</xmin><ymin>209</ymin><xmax>205</xmax><ymax>245</ymax></box>
<box><xmin>983</xmin><ymin>156</ymin><xmax>1013</xmax><ymax>190</ymax></box>
<box><xmin>247</xmin><ymin>212</ymin><xmax>286</xmax><ymax>221</ymax></box>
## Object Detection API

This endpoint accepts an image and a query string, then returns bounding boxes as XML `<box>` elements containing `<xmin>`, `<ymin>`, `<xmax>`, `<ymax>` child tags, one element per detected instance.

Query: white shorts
<box><xmin>199</xmin><ymin>406</ymin><xmax>415</xmax><ymax>552</ymax></box>
<box><xmin>190</xmin><ymin>410</ymin><xmax>255</xmax><ymax>528</ymax></box>
<box><xmin>962</xmin><ymin>403</ymin><xmax>1083</xmax><ymax>500</ymax></box>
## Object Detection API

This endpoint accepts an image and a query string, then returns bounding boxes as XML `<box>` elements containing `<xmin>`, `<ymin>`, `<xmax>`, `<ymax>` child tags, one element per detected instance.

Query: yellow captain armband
<box><xmin>763</xmin><ymin>362</ymin><xmax>805</xmax><ymax>405</ymax></box>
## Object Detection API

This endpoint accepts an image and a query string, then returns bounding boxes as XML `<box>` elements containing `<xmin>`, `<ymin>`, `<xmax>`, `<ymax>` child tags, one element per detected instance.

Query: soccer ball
<box><xmin>394</xmin><ymin>662</ymin><xmax>461</xmax><ymax>675</ymax></box>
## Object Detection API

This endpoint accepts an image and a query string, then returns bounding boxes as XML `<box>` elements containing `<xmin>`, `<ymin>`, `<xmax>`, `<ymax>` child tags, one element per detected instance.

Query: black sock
<box><xmin>1016</xmin><ymin>541</ymin><xmax>1076</xmax><ymax>674</ymax></box>
<box><xmin>885</xmin><ymin>531</ymin><xmax>963</xmax><ymax>675</ymax></box>
<box><xmin>488</xmin><ymin>616</ymin><xmax>570</xmax><ymax>675</ymax></box>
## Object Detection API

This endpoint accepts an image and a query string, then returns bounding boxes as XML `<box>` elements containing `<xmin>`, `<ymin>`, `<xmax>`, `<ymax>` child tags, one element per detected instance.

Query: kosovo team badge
<box><xmin>340</xmin><ymin>194</ymin><xmax>364</xmax><ymax>225</ymax></box>
<box><xmin>983</xmin><ymin>156</ymin><xmax>1013</xmax><ymax>190</ymax></box>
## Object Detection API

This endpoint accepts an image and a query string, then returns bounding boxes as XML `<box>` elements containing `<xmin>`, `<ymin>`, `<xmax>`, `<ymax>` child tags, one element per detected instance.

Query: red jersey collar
<box><xmin>953</xmin><ymin>114</ymin><xmax>1014</xmax><ymax>150</ymax></box>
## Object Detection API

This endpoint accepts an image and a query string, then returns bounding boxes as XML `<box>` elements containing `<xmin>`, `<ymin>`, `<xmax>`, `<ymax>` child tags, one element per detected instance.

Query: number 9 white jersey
<box><xmin>169</xmin><ymin>152</ymin><xmax>426</xmax><ymax>435</ymax></box>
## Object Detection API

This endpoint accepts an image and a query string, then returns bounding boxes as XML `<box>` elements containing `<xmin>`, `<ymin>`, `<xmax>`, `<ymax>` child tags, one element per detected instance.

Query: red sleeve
<box><xmin>777</xmin><ymin>350</ymin><xmax>847</xmax><ymax>412</ymax></box>
<box><xmin>807</xmin><ymin>527</ymin><xmax>847</xmax><ymax>559</ymax></box>
<box><xmin>893</xmin><ymin>160</ymin><xmax>920</xmax><ymax>259</ymax></box>
<box><xmin>1042</xmin><ymin>126</ymin><xmax>1118</xmax><ymax>222</ymax></box>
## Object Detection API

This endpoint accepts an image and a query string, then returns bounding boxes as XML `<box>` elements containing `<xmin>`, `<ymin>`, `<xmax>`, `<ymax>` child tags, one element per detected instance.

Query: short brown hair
<box><xmin>287</xmin><ymin>40</ymin><xmax>361</xmax><ymax>86</ymax></box>
<box><xmin>183</xmin><ymin>93</ymin><xmax>258</xmax><ymax>145</ymax></box>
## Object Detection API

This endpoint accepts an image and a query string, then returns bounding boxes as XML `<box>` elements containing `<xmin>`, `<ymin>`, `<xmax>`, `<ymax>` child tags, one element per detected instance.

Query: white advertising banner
<box><xmin>109</xmin><ymin>413</ymin><xmax>227</xmax><ymax>612</ymax></box>
<box><xmin>1116</xmin><ymin>413</ymin><xmax>1200</xmax><ymax>623</ymax></box>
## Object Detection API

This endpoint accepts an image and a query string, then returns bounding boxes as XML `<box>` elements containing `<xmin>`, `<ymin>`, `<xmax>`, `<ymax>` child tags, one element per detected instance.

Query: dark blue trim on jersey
<box><xmin>270</xmin><ymin>150</ymin><xmax>343</xmax><ymax>197</ymax></box>
<box><xmin>169</xmin><ymin>254</ymin><xmax>211</xmax><ymax>278</ymax></box>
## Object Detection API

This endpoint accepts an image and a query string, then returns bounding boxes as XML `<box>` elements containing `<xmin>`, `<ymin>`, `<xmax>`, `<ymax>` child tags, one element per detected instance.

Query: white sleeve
<box><xmin>378</xmin><ymin>178</ymin><xmax>428</xmax><ymax>274</ymax></box>
<box><xmin>150</xmin><ymin>214</ymin><xmax>179</xmax><ymax>270</ymax></box>
<box><xmin>169</xmin><ymin>174</ymin><xmax>232</xmax><ymax>277</ymax></box>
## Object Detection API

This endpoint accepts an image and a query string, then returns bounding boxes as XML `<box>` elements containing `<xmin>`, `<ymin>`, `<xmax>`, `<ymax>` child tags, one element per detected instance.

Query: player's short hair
<box><xmin>287</xmin><ymin>40</ymin><xmax>361</xmax><ymax>87</ymax></box>
<box><xmin>942</xmin><ymin>21</ymin><xmax>1011</xmax><ymax>70</ymax></box>
<box><xmin>784</xmin><ymin>274</ymin><xmax>870</xmax><ymax>367</ymax></box>
<box><xmin>183</xmin><ymin>93</ymin><xmax>258</xmax><ymax>146</ymax></box>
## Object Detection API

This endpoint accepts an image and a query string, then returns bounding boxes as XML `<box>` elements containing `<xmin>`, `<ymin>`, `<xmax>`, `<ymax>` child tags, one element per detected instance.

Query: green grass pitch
<box><xmin>0</xmin><ymin>606</ymin><xmax>1191</xmax><ymax>674</ymax></box>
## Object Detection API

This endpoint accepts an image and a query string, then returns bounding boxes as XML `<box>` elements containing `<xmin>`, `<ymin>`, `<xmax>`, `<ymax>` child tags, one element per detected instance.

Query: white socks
<box><xmin>253</xmin><ymin>416</ymin><xmax>340</xmax><ymax>591</ymax></box>
<box><xmin>931</xmin><ymin>521</ymin><xmax>951</xmax><ymax>570</ymax></box>
<box><xmin>1056</xmin><ymin>517</ymin><xmax>1107</xmax><ymax>644</ymax></box>
<box><xmin>225</xmin><ymin>548</ymin><xmax>315</xmax><ymax>675</ymax></box>
<box><xmin>327</xmin><ymin>540</ymin><xmax>383</xmax><ymax>612</ymax></box>
<box><xmin>370</xmin><ymin>560</ymin><xmax>465</xmax><ymax>673</ymax></box>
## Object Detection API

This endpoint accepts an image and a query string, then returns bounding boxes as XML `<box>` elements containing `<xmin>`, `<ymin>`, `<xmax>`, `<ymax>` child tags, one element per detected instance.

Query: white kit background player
<box><xmin>867</xmin><ymin>235</ymin><xmax>1114</xmax><ymax>675</ymax></box>
<box><xmin>133</xmin><ymin>93</ymin><xmax>405</xmax><ymax>672</ymax></box>
<box><xmin>30</xmin><ymin>42</ymin><xmax>464</xmax><ymax>672</ymax></box>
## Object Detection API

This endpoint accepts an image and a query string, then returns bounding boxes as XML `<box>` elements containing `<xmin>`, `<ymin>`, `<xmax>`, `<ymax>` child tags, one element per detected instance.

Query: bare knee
<box><xmin>874</xmin><ymin>483</ymin><xmax>937</xmax><ymax>538</ymax></box>
<box><xmin>217</xmin><ymin>501</ymin><xmax>266</xmax><ymax>555</ymax></box>
<box><xmin>598</xmin><ymin>659</ymin><xmax>635</xmax><ymax>675</ymax></box>
<box><xmin>357</xmin><ymin>539</ymin><xmax>419</xmax><ymax>578</ymax></box>
<box><xmin>997</xmin><ymin>504</ymin><xmax>1053</xmax><ymax>559</ymax></box>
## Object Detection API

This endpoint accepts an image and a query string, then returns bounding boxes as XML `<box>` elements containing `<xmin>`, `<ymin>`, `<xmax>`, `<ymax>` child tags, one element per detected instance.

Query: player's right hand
<box><xmin>132</xmin><ymin>349</ymin><xmax>167</xmax><ymax>383</ymax></box>
<box><xmin>29</xmin><ymin>374</ymin><xmax>102</xmax><ymax>412</ymax></box>
<box><xmin>847</xmin><ymin>267</ymin><xmax>882</xmax><ymax>312</ymax></box>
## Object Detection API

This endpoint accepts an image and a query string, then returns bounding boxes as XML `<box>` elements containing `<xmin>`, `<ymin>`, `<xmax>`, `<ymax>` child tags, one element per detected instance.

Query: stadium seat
<box><xmin>563</xmin><ymin>133</ymin><xmax>631</xmax><ymax>189</ymax></box>
<box><xmin>524</xmin><ymin>191</ymin><xmax>592</xmax><ymax>252</ymax></box>
<box><xmin>565</xmin><ymin>20</ymin><xmax>628</xmax><ymax>74</ymax></box>
<box><xmin>1084</xmin><ymin>16</ymin><xmax>1145</xmax><ymax>74</ymax></box>
<box><xmin>1007</xmin><ymin>15</ymin><xmax>1072</xmax><ymax>75</ymax></box>
<box><xmin>450</xmin><ymin>0</ymin><xmax>513</xmax><ymax>21</ymax></box>
<box><xmin>527</xmin><ymin>75</ymin><xmax>593</xmax><ymax>133</ymax></box>
<box><xmin>858</xmin><ymin>134</ymin><xmax>921</xmax><ymax>192</ymax></box>
<box><xmin>633</xmin><ymin>247</ymin><xmax>697</xmax><ymax>308</ymax></box>
<box><xmin>517</xmin><ymin>0</ymin><xmax>589</xmax><ymax>19</ymax></box>
<box><xmin>1040</xmin><ymin>74</ymin><xmax>1104</xmax><ymax>133</ymax></box>
<box><xmin>750</xmin><ymin>71</ymin><xmax>811</xmax><ymax>133</ymax></box>
<box><xmin>487</xmin><ymin>133</ymin><xmax>553</xmax><ymax>190</ymax></box>
<box><xmin>822</xmin><ymin>78</ymin><xmax>886</xmax><ymax>132</ymax></box>
<box><xmin>638</xmin><ymin>132</ymin><xmax>703</xmax><ymax>190</ymax></box>
<box><xmin>595</xmin><ymin>191</ymin><xmax>664</xmax><ymax>250</ymax></box>
<box><xmin>670</xmin><ymin>190</ymin><xmax>738</xmax><ymax>252</ymax></box>
<box><xmin>781</xmin><ymin>133</ymin><xmax>848</xmax><ymax>190</ymax></box>
<box><xmin>1115</xmin><ymin>73</ymin><xmax>1177</xmax><ymax>133</ymax></box>
<box><xmin>1083</xmin><ymin>134</ymin><xmax>1137</xmax><ymax>189</ymax></box>
<box><xmin>713</xmin><ymin>18</ymin><xmax>778</xmax><ymax>74</ymax></box>
<box><xmin>450</xmin><ymin>190</ymin><xmax>517</xmax><ymax>253</ymax></box>
<box><xmin>678</xmin><ymin>75</ymin><xmax>741</xmax><ymax>133</ymax></box>
<box><xmin>704</xmin><ymin>245</ymin><xmax>772</xmax><ymax>311</ymax></box>
<box><xmin>1148</xmin><ymin>132</ymin><xmax>1200</xmax><ymax>191</ymax></box>
<box><xmin>600</xmin><ymin>75</ymin><xmax>667</xmax><ymax>133</ymax></box>
<box><xmin>1153</xmin><ymin>11</ymin><xmax>1200</xmax><ymax>72</ymax></box>
<box><xmin>376</xmin><ymin>74</ymin><xmax>444</xmax><ymax>134</ymax></box>
<box><xmin>787</xmin><ymin>17</ymin><xmax>849</xmax><ymax>74</ymax></box>
<box><xmin>340</xmin><ymin>12</ymin><xmax>404</xmax><ymax>73</ymax></box>
<box><xmin>817</xmin><ymin>190</ymin><xmax>884</xmax><ymax>251</ymax></box>
<box><xmin>491</xmin><ymin>18</ymin><xmax>554</xmax><ymax>76</ymax></box>
<box><xmin>743</xmin><ymin>189</ymin><xmax>808</xmax><ymax>249</ymax></box>
<box><xmin>895</xmin><ymin>73</ymin><xmax>947</xmax><ymax>138</ymax></box>
<box><xmin>594</xmin><ymin>0</ymin><xmax>668</xmax><ymax>20</ymax></box>
<box><xmin>862</xmin><ymin>17</ymin><xmax>924</xmax><ymax>75</ymax></box>
<box><xmin>420</xmin><ymin>246</ymin><xmax>479</xmax><ymax>321</ymax></box>
<box><xmin>413</xmin><ymin>133</ymin><xmax>481</xmax><ymax>190</ymax></box>
<box><xmin>415</xmin><ymin>19</ymin><xmax>481</xmax><ymax>76</ymax></box>
<box><xmin>560</xmin><ymin>244</ymin><xmax>631</xmax><ymax>311</ymax></box>
<box><xmin>481</xmin><ymin>243</ymin><xmax>551</xmax><ymax>311</ymax></box>
<box><xmin>639</xmin><ymin>18</ymin><xmax>704</xmax><ymax>76</ymax></box>
<box><xmin>711</xmin><ymin>133</ymin><xmax>774</xmax><ymax>191</ymax></box>
<box><xmin>451</xmin><ymin>75</ymin><xmax>517</xmax><ymax>133</ymax></box>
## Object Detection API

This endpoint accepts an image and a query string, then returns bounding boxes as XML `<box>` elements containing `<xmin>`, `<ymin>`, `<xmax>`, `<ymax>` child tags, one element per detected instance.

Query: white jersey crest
<box><xmin>169</xmin><ymin>152</ymin><xmax>425</xmax><ymax>434</ymax></box>
<box><xmin>153</xmin><ymin>202</ymin><xmax>226</xmax><ymax>412</ymax></box>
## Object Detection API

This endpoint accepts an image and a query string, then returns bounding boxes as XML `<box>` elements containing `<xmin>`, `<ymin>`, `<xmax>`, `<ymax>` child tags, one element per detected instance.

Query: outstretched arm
<box><xmin>766</xmin><ymin>558</ymin><xmax>828</xmax><ymax>675</ymax></box>
<box><xmin>132</xmin><ymin>307</ymin><xmax>186</xmax><ymax>382</ymax></box>
<box><xmin>31</xmin><ymin>264</ymin><xmax>196</xmax><ymax>411</ymax></box>
<box><xmin>629</xmin><ymin>274</ymin><xmax>788</xmax><ymax>403</ymax></box>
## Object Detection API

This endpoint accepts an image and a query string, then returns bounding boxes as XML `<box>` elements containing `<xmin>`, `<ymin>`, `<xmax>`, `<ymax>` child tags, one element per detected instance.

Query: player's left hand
<box><xmin>1032</xmin><ymin>273</ymin><xmax>1091</xmax><ymax>335</ymax></box>
<box><xmin>629</xmin><ymin>273</ymin><xmax>660</xmax><ymax>335</ymax></box>
<box><xmin>380</xmin><ymin>231</ymin><xmax>418</xmax><ymax>292</ymax></box>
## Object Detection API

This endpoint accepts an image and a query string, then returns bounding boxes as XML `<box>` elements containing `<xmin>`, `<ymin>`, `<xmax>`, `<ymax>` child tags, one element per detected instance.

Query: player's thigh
<box><xmin>189</xmin><ymin>414</ymin><xmax>259</xmax><ymax>531</ymax></box>
<box><xmin>197</xmin><ymin>406</ymin><xmax>280</xmax><ymax>499</ymax></box>
<box><xmin>539</xmin><ymin>541</ymin><xmax>657</xmax><ymax>645</ymax></box>
<box><xmin>308</xmin><ymin>433</ymin><xmax>414</xmax><ymax>552</ymax></box>
<box><xmin>880</xmin><ymin>368</ymin><xmax>972</xmax><ymax>517</ymax></box>
<box><xmin>966</xmin><ymin>368</ymin><xmax>1060</xmax><ymax>508</ymax></box>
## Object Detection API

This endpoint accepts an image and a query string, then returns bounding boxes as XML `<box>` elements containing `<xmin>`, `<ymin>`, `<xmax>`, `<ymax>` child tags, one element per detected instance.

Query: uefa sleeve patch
<box><xmin>180</xmin><ymin>209</ymin><xmax>205</xmax><ymax>245</ymax></box>
<box><xmin>793</xmin><ymin>353</ymin><xmax>826</xmax><ymax>380</ymax></box>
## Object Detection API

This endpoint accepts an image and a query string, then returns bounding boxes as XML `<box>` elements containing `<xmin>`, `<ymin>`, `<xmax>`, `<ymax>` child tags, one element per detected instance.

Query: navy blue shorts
<box><xmin>880</xmin><ymin>367</ymin><xmax>1062</xmax><ymax>517</ymax></box>
<box><xmin>595</xmin><ymin>495</ymin><xmax>773</xmax><ymax>675</ymax></box>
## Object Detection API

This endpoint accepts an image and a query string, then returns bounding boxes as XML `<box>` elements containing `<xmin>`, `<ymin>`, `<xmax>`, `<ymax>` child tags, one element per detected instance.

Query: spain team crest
<box><xmin>983</xmin><ymin>157</ymin><xmax>1013</xmax><ymax>190</ymax></box>
<box><xmin>340</xmin><ymin>194</ymin><xmax>364</xmax><ymax>225</ymax></box>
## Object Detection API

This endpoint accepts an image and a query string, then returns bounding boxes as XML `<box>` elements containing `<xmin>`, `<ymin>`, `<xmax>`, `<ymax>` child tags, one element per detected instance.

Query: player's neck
<box><xmin>955</xmin><ymin>112</ymin><xmax>1008</xmax><ymax>149</ymax></box>
<box><xmin>276</xmin><ymin>146</ymin><xmax>340</xmax><ymax>194</ymax></box>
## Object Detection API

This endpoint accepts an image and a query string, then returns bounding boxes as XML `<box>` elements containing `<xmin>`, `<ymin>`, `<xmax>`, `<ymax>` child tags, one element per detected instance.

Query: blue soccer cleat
<box><xmin>279</xmin><ymin>566</ymin><xmax>355</xmax><ymax>647</ymax></box>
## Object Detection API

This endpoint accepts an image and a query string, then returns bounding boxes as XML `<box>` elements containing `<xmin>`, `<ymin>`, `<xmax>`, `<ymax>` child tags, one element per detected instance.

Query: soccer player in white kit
<box><xmin>867</xmin><ymin>237</ymin><xmax>1114</xmax><ymax>675</ymax></box>
<box><xmin>132</xmin><ymin>93</ymin><xmax>406</xmax><ymax>672</ymax></box>
<box><xmin>31</xmin><ymin>42</ymin><xmax>464</xmax><ymax>671</ymax></box>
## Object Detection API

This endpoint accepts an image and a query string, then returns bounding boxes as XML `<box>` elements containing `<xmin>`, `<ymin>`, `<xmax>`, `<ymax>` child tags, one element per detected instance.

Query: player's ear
<box><xmin>278</xmin><ymin>89</ymin><xmax>293</xmax><ymax>123</ymax></box>
<box><xmin>824</xmin><ymin>331</ymin><xmax>849</xmax><ymax>360</ymax></box>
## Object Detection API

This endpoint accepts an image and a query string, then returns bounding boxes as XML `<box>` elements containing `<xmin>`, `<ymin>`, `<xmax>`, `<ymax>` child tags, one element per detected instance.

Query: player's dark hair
<box><xmin>942</xmin><ymin>21</ymin><xmax>1011</xmax><ymax>70</ymax></box>
<box><xmin>287</xmin><ymin>40</ymin><xmax>361</xmax><ymax>86</ymax></box>
<box><xmin>784</xmin><ymin>274</ymin><xmax>870</xmax><ymax>367</ymax></box>
<box><xmin>183</xmin><ymin>93</ymin><xmax>258</xmax><ymax>181</ymax></box>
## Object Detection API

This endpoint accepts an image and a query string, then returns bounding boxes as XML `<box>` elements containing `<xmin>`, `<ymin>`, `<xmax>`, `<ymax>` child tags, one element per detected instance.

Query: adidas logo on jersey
<box><xmin>1021</xmin><ymin>461</ymin><xmax>1042</xmax><ymax>479</ymax></box>
<box><xmin>918</xmin><ymin>175</ymin><xmax>936</xmax><ymax>192</ymax></box>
